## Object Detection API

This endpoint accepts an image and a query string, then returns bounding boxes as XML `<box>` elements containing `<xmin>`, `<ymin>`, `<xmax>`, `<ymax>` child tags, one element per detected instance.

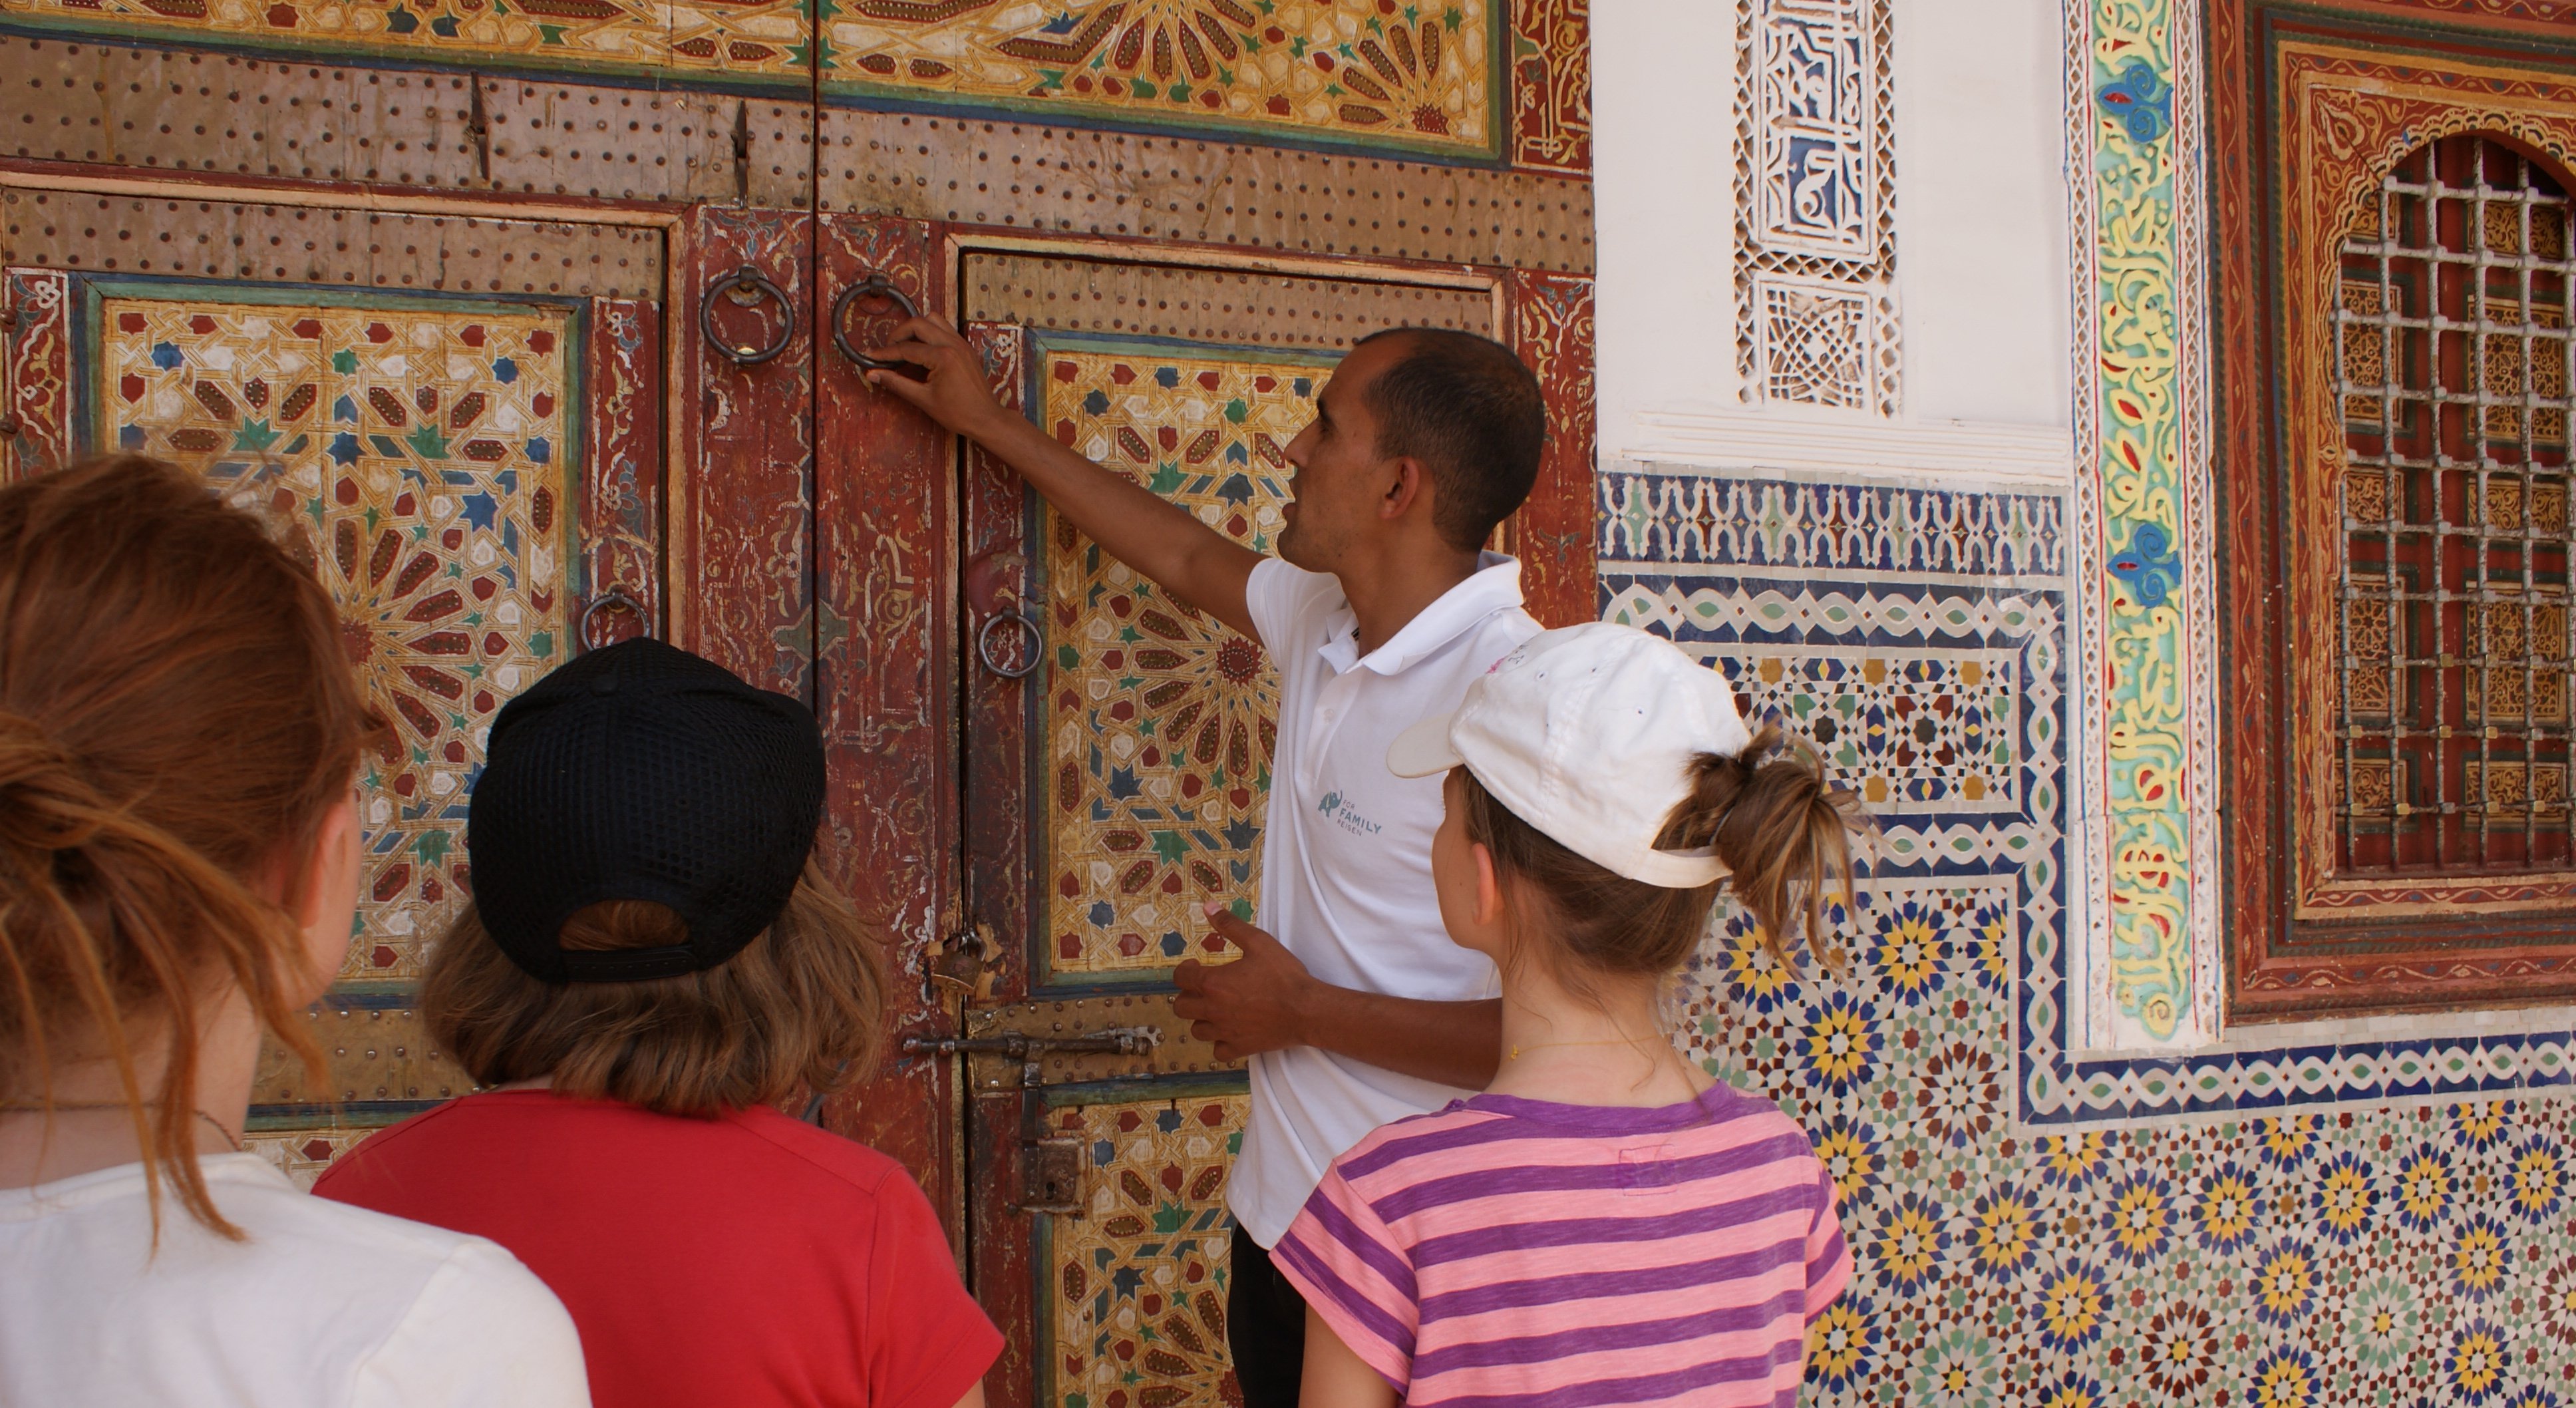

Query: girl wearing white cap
<box><xmin>1265</xmin><ymin>622</ymin><xmax>1868</xmax><ymax>1408</ymax></box>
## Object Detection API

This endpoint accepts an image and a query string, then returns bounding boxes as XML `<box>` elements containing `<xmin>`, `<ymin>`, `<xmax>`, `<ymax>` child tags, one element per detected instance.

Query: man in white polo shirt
<box><xmin>866</xmin><ymin>317</ymin><xmax>1545</xmax><ymax>1407</ymax></box>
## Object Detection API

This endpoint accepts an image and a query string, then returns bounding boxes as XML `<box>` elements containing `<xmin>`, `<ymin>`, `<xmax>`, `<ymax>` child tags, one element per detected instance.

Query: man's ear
<box><xmin>1380</xmin><ymin>454</ymin><xmax>1430</xmax><ymax>522</ymax></box>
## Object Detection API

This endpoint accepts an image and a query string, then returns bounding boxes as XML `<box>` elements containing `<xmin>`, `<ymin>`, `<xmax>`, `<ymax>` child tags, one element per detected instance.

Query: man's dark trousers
<box><xmin>1227</xmin><ymin>1224</ymin><xmax>1307</xmax><ymax>1408</ymax></box>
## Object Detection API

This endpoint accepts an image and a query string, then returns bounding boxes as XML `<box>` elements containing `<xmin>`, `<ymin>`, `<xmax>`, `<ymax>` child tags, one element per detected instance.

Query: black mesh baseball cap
<box><xmin>465</xmin><ymin>637</ymin><xmax>826</xmax><ymax>984</ymax></box>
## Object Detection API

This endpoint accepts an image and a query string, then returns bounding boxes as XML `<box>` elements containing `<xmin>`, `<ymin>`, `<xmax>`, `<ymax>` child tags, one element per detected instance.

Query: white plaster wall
<box><xmin>1593</xmin><ymin>0</ymin><xmax>2074</xmax><ymax>463</ymax></box>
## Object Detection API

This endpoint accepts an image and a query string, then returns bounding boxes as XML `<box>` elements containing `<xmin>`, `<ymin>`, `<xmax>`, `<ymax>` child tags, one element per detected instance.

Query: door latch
<box><xmin>900</xmin><ymin>1026</ymin><xmax>1160</xmax><ymax>1091</ymax></box>
<box><xmin>899</xmin><ymin>1027</ymin><xmax>1160</xmax><ymax>1216</ymax></box>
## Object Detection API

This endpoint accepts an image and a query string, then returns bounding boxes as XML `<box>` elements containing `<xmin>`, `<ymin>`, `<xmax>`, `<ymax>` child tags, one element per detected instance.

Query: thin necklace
<box><xmin>0</xmin><ymin>1100</ymin><xmax>244</xmax><ymax>1152</ymax></box>
<box><xmin>1506</xmin><ymin>1035</ymin><xmax>1667</xmax><ymax>1061</ymax></box>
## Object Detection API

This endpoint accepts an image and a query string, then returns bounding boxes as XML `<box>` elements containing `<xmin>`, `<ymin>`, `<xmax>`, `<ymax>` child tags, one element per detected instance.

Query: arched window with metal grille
<box><xmin>2331</xmin><ymin>135</ymin><xmax>2575</xmax><ymax>874</ymax></box>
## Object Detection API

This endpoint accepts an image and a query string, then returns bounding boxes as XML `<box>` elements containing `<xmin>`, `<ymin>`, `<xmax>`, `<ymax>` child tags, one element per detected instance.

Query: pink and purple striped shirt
<box><xmin>1271</xmin><ymin>1083</ymin><xmax>1849</xmax><ymax>1408</ymax></box>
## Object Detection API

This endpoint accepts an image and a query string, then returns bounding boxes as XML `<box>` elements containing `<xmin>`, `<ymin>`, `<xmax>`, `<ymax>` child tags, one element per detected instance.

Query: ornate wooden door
<box><xmin>0</xmin><ymin>6</ymin><xmax>1592</xmax><ymax>1402</ymax></box>
<box><xmin>838</xmin><ymin>72</ymin><xmax>1603</xmax><ymax>1408</ymax></box>
<box><xmin>0</xmin><ymin>191</ymin><xmax>677</xmax><ymax>1172</ymax></box>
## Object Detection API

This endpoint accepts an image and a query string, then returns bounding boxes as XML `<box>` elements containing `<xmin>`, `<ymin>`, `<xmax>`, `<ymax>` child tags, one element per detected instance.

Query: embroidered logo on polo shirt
<box><xmin>1315</xmin><ymin>789</ymin><xmax>1382</xmax><ymax>838</ymax></box>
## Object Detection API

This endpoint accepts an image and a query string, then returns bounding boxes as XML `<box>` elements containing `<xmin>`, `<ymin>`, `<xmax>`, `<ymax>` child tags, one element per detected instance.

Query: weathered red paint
<box><xmin>580</xmin><ymin>295</ymin><xmax>663</xmax><ymax>645</ymax></box>
<box><xmin>806</xmin><ymin>213</ymin><xmax>963</xmax><ymax>1238</ymax></box>
<box><xmin>675</xmin><ymin>206</ymin><xmax>814</xmax><ymax>699</ymax></box>
<box><xmin>1507</xmin><ymin>269</ymin><xmax>1599</xmax><ymax>629</ymax></box>
<box><xmin>953</xmin><ymin>319</ymin><xmax>1041</xmax><ymax>1408</ymax></box>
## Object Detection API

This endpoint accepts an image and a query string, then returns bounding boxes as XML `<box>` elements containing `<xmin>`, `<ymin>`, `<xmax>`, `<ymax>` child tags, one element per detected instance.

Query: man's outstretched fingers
<box><xmin>1203</xmin><ymin>905</ymin><xmax>1275</xmax><ymax>955</ymax></box>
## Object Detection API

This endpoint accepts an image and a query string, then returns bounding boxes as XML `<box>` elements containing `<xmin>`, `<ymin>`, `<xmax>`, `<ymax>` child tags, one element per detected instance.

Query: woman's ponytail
<box><xmin>0</xmin><ymin>457</ymin><xmax>377</xmax><ymax>1238</ymax></box>
<box><xmin>1665</xmin><ymin>724</ymin><xmax>1871</xmax><ymax>977</ymax></box>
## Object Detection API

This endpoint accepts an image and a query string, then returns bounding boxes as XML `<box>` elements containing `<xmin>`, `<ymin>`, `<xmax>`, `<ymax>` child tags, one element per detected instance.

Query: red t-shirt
<box><xmin>315</xmin><ymin>1091</ymin><xmax>1001</xmax><ymax>1408</ymax></box>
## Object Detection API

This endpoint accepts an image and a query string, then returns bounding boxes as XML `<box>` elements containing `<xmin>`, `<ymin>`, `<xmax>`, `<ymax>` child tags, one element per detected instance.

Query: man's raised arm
<box><xmin>867</xmin><ymin>317</ymin><xmax>1262</xmax><ymax>639</ymax></box>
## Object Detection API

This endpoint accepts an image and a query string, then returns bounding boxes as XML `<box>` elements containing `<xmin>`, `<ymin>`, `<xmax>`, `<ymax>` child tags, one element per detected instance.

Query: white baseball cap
<box><xmin>1386</xmin><ymin>622</ymin><xmax>1755</xmax><ymax>888</ymax></box>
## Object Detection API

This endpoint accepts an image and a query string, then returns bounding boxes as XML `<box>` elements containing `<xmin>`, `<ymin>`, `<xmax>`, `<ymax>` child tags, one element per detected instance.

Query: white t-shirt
<box><xmin>1232</xmin><ymin>552</ymin><xmax>1542</xmax><ymax>1246</ymax></box>
<box><xmin>0</xmin><ymin>1151</ymin><xmax>591</xmax><ymax>1408</ymax></box>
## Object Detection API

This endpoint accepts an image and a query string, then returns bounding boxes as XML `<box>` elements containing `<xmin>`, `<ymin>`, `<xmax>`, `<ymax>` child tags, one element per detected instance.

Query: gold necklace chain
<box><xmin>0</xmin><ymin>1100</ymin><xmax>244</xmax><ymax>1153</ymax></box>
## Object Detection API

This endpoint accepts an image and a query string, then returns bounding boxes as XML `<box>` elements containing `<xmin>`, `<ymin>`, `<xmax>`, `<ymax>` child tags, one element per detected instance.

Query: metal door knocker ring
<box><xmin>579</xmin><ymin>586</ymin><xmax>647</xmax><ymax>653</ymax></box>
<box><xmin>701</xmin><ymin>266</ymin><xmax>794</xmax><ymax>366</ymax></box>
<box><xmin>977</xmin><ymin>610</ymin><xmax>1043</xmax><ymax>679</ymax></box>
<box><xmin>831</xmin><ymin>272</ymin><xmax>927</xmax><ymax>377</ymax></box>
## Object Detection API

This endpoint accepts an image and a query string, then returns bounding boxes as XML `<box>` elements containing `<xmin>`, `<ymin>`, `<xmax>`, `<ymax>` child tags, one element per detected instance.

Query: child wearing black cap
<box><xmin>317</xmin><ymin>638</ymin><xmax>1001</xmax><ymax>1408</ymax></box>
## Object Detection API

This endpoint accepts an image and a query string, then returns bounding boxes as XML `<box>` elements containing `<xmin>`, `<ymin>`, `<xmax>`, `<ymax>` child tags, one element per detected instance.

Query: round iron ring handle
<box><xmin>976</xmin><ymin>609</ymin><xmax>1043</xmax><ymax>680</ymax></box>
<box><xmin>578</xmin><ymin>586</ymin><xmax>648</xmax><ymax>653</ymax></box>
<box><xmin>830</xmin><ymin>273</ymin><xmax>924</xmax><ymax>373</ymax></box>
<box><xmin>700</xmin><ymin>265</ymin><xmax>794</xmax><ymax>366</ymax></box>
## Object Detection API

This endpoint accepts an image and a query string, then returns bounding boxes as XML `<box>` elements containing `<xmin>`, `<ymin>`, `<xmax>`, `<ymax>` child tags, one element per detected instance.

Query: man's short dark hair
<box><xmin>1355</xmin><ymin>327</ymin><xmax>1546</xmax><ymax>552</ymax></box>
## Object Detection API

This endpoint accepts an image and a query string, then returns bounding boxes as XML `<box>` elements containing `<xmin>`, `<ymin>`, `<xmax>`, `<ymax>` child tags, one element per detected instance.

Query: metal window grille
<box><xmin>2334</xmin><ymin>136</ymin><xmax>2576</xmax><ymax>872</ymax></box>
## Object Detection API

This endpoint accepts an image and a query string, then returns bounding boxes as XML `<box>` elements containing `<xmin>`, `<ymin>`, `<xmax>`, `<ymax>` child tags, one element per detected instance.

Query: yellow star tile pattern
<box><xmin>826</xmin><ymin>0</ymin><xmax>1494</xmax><ymax>156</ymax></box>
<box><xmin>1037</xmin><ymin>344</ymin><xmax>1313</xmax><ymax>979</ymax></box>
<box><xmin>97</xmin><ymin>294</ymin><xmax>575</xmax><ymax>980</ymax></box>
<box><xmin>1045</xmin><ymin>1093</ymin><xmax>1245</xmax><ymax>1408</ymax></box>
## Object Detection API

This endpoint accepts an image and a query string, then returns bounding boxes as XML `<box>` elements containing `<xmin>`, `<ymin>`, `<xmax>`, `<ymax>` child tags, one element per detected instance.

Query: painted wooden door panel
<box><xmin>947</xmin><ymin>264</ymin><xmax>1502</xmax><ymax>1408</ymax></box>
<box><xmin>808</xmin><ymin>212</ymin><xmax>963</xmax><ymax>1229</ymax></box>
<box><xmin>0</xmin><ymin>202</ymin><xmax>669</xmax><ymax>1177</ymax></box>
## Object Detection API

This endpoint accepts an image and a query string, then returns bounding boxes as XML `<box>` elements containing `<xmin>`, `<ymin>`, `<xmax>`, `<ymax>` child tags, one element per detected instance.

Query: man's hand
<box><xmin>862</xmin><ymin>315</ymin><xmax>1262</xmax><ymax>639</ymax></box>
<box><xmin>1176</xmin><ymin>904</ymin><xmax>1504</xmax><ymax>1089</ymax></box>
<box><xmin>1172</xmin><ymin>906</ymin><xmax>1317</xmax><ymax>1063</ymax></box>
<box><xmin>864</xmin><ymin>317</ymin><xmax>1017</xmax><ymax>443</ymax></box>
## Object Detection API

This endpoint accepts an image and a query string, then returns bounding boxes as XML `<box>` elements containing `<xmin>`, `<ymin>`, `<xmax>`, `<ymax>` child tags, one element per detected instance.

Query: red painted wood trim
<box><xmin>674</xmin><ymin>206</ymin><xmax>813</xmax><ymax>698</ymax></box>
<box><xmin>955</xmin><ymin>319</ymin><xmax>1041</xmax><ymax>1408</ymax></box>
<box><xmin>579</xmin><ymin>295</ymin><xmax>661</xmax><ymax>646</ymax></box>
<box><xmin>806</xmin><ymin>213</ymin><xmax>965</xmax><ymax>1244</ymax></box>
<box><xmin>1506</xmin><ymin>268</ymin><xmax>1597</xmax><ymax>629</ymax></box>
<box><xmin>3</xmin><ymin>267</ymin><xmax>73</xmax><ymax>482</ymax></box>
<box><xmin>2209</xmin><ymin>3</ymin><xmax>2576</xmax><ymax>1018</ymax></box>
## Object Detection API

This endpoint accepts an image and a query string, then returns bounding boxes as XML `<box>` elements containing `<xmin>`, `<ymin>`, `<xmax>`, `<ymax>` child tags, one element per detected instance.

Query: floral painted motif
<box><xmin>825</xmin><ymin>0</ymin><xmax>1499</xmax><ymax>157</ymax></box>
<box><xmin>0</xmin><ymin>0</ymin><xmax>808</xmax><ymax>81</ymax></box>
<box><xmin>98</xmin><ymin>293</ymin><xmax>573</xmax><ymax>979</ymax></box>
<box><xmin>1037</xmin><ymin>344</ymin><xmax>1310</xmax><ymax>980</ymax></box>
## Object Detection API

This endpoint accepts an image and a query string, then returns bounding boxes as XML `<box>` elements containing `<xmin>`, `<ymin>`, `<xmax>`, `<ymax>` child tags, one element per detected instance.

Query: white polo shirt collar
<box><xmin>1315</xmin><ymin>552</ymin><xmax>1526</xmax><ymax>677</ymax></box>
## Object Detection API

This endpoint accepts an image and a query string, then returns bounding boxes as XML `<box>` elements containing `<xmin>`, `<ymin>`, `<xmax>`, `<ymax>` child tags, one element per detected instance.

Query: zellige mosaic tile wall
<box><xmin>1611</xmin><ymin>465</ymin><xmax>2576</xmax><ymax>1405</ymax></box>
